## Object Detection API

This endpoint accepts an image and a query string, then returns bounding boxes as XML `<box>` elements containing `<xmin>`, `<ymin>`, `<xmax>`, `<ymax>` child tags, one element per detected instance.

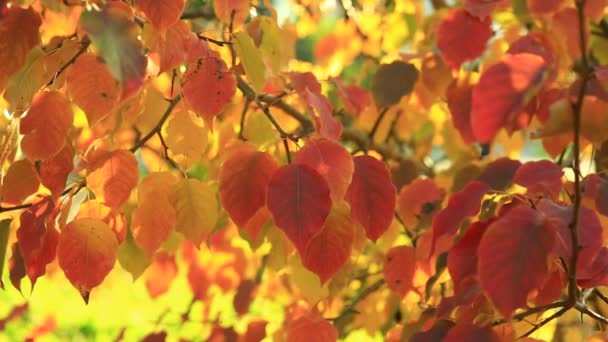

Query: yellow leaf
<box><xmin>233</xmin><ymin>31</ymin><xmax>266</xmax><ymax>93</ymax></box>
<box><xmin>174</xmin><ymin>179</ymin><xmax>218</xmax><ymax>246</ymax></box>
<box><xmin>4</xmin><ymin>47</ymin><xmax>46</xmax><ymax>112</ymax></box>
<box><xmin>165</xmin><ymin>110</ymin><xmax>208</xmax><ymax>168</ymax></box>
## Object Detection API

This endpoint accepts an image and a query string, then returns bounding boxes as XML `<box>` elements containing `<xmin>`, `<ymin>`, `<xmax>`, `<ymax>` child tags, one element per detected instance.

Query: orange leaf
<box><xmin>266</xmin><ymin>164</ymin><xmax>331</xmax><ymax>255</ymax></box>
<box><xmin>294</xmin><ymin>137</ymin><xmax>354</xmax><ymax>201</ymax></box>
<box><xmin>86</xmin><ymin>149</ymin><xmax>139</xmax><ymax>209</ymax></box>
<box><xmin>135</xmin><ymin>0</ymin><xmax>185</xmax><ymax>30</ymax></box>
<box><xmin>219</xmin><ymin>142</ymin><xmax>278</xmax><ymax>227</ymax></box>
<box><xmin>57</xmin><ymin>218</ymin><xmax>118</xmax><ymax>302</ymax></box>
<box><xmin>143</xmin><ymin>251</ymin><xmax>177</xmax><ymax>298</ymax></box>
<box><xmin>20</xmin><ymin>91</ymin><xmax>72</xmax><ymax>161</ymax></box>
<box><xmin>345</xmin><ymin>155</ymin><xmax>396</xmax><ymax>241</ymax></box>
<box><xmin>396</xmin><ymin>178</ymin><xmax>445</xmax><ymax>229</ymax></box>
<box><xmin>0</xmin><ymin>7</ymin><xmax>41</xmax><ymax>91</ymax></box>
<box><xmin>131</xmin><ymin>194</ymin><xmax>177</xmax><ymax>258</ymax></box>
<box><xmin>436</xmin><ymin>8</ymin><xmax>492</xmax><ymax>70</ymax></box>
<box><xmin>182</xmin><ymin>56</ymin><xmax>236</xmax><ymax>129</ymax></box>
<box><xmin>214</xmin><ymin>0</ymin><xmax>250</xmax><ymax>25</ymax></box>
<box><xmin>1</xmin><ymin>159</ymin><xmax>40</xmax><ymax>205</ymax></box>
<box><xmin>146</xmin><ymin>20</ymin><xmax>192</xmax><ymax>74</ymax></box>
<box><xmin>66</xmin><ymin>53</ymin><xmax>121</xmax><ymax>126</ymax></box>
<box><xmin>76</xmin><ymin>200</ymin><xmax>127</xmax><ymax>243</ymax></box>
<box><xmin>384</xmin><ymin>245</ymin><xmax>416</xmax><ymax>297</ymax></box>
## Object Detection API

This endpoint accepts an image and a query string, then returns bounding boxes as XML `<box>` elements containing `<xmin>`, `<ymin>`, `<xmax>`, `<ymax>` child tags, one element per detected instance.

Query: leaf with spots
<box><xmin>57</xmin><ymin>218</ymin><xmax>118</xmax><ymax>303</ymax></box>
<box><xmin>182</xmin><ymin>55</ymin><xmax>236</xmax><ymax>129</ymax></box>
<box><xmin>384</xmin><ymin>245</ymin><xmax>417</xmax><ymax>297</ymax></box>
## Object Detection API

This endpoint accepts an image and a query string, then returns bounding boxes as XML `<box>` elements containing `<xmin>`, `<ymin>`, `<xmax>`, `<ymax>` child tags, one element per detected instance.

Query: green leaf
<box><xmin>117</xmin><ymin>228</ymin><xmax>150</xmax><ymax>280</ymax></box>
<box><xmin>233</xmin><ymin>31</ymin><xmax>266</xmax><ymax>93</ymax></box>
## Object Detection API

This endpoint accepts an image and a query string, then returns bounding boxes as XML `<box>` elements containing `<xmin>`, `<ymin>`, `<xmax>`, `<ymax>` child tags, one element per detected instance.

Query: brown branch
<box><xmin>129</xmin><ymin>95</ymin><xmax>182</xmax><ymax>153</ymax></box>
<box><xmin>368</xmin><ymin>107</ymin><xmax>389</xmax><ymax>142</ymax></box>
<box><xmin>577</xmin><ymin>303</ymin><xmax>608</xmax><ymax>325</ymax></box>
<box><xmin>45</xmin><ymin>38</ymin><xmax>90</xmax><ymax>87</ymax></box>
<box><xmin>519</xmin><ymin>307</ymin><xmax>569</xmax><ymax>338</ymax></box>
<box><xmin>567</xmin><ymin>0</ymin><xmax>591</xmax><ymax>304</ymax></box>
<box><xmin>331</xmin><ymin>279</ymin><xmax>385</xmax><ymax>323</ymax></box>
<box><xmin>491</xmin><ymin>301</ymin><xmax>568</xmax><ymax>326</ymax></box>
<box><xmin>156</xmin><ymin>131</ymin><xmax>186</xmax><ymax>177</ymax></box>
<box><xmin>197</xmin><ymin>34</ymin><xmax>233</xmax><ymax>47</ymax></box>
<box><xmin>238</xmin><ymin>98</ymin><xmax>251</xmax><ymax>141</ymax></box>
<box><xmin>595</xmin><ymin>289</ymin><xmax>608</xmax><ymax>305</ymax></box>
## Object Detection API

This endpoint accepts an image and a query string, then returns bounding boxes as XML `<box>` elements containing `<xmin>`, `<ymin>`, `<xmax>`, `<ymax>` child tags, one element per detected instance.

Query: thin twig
<box><xmin>45</xmin><ymin>38</ymin><xmax>90</xmax><ymax>87</ymax></box>
<box><xmin>282</xmin><ymin>139</ymin><xmax>292</xmax><ymax>164</ymax></box>
<box><xmin>595</xmin><ymin>289</ymin><xmax>608</xmax><ymax>305</ymax></box>
<box><xmin>129</xmin><ymin>95</ymin><xmax>182</xmax><ymax>153</ymax></box>
<box><xmin>330</xmin><ymin>279</ymin><xmax>385</xmax><ymax>322</ymax></box>
<box><xmin>519</xmin><ymin>307</ymin><xmax>569</xmax><ymax>338</ymax></box>
<box><xmin>197</xmin><ymin>34</ymin><xmax>233</xmax><ymax>47</ymax></box>
<box><xmin>156</xmin><ymin>131</ymin><xmax>186</xmax><ymax>177</ymax></box>
<box><xmin>567</xmin><ymin>0</ymin><xmax>591</xmax><ymax>304</ymax></box>
<box><xmin>238</xmin><ymin>98</ymin><xmax>251</xmax><ymax>141</ymax></box>
<box><xmin>368</xmin><ymin>107</ymin><xmax>389</xmax><ymax>141</ymax></box>
<box><xmin>577</xmin><ymin>304</ymin><xmax>608</xmax><ymax>325</ymax></box>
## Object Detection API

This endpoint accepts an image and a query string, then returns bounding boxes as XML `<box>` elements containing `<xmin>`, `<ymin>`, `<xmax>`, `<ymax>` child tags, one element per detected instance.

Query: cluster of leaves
<box><xmin>1</xmin><ymin>0</ymin><xmax>608</xmax><ymax>340</ymax></box>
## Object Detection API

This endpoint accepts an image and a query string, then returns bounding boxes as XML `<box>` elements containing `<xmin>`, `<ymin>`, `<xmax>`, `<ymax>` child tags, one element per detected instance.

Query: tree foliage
<box><xmin>0</xmin><ymin>0</ymin><xmax>608</xmax><ymax>340</ymax></box>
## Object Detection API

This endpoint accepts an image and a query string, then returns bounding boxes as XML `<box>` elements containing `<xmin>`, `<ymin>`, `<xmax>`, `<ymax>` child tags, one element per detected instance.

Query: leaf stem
<box><xmin>368</xmin><ymin>107</ymin><xmax>389</xmax><ymax>141</ymax></box>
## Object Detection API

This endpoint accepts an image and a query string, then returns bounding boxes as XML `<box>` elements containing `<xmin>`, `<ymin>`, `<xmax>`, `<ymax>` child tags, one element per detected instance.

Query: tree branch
<box><xmin>519</xmin><ymin>307</ymin><xmax>570</xmax><ymax>338</ymax></box>
<box><xmin>129</xmin><ymin>95</ymin><xmax>182</xmax><ymax>153</ymax></box>
<box><xmin>45</xmin><ymin>37</ymin><xmax>90</xmax><ymax>87</ymax></box>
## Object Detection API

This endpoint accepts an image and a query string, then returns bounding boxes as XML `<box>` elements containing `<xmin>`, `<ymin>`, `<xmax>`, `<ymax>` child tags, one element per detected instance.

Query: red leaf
<box><xmin>436</xmin><ymin>9</ymin><xmax>492</xmax><ymax>70</ymax></box>
<box><xmin>20</xmin><ymin>91</ymin><xmax>73</xmax><ymax>161</ymax></box>
<box><xmin>447</xmin><ymin>220</ymin><xmax>491</xmax><ymax>293</ymax></box>
<box><xmin>240</xmin><ymin>320</ymin><xmax>267</xmax><ymax>342</ymax></box>
<box><xmin>147</xmin><ymin>20</ymin><xmax>192</xmax><ymax>74</ymax></box>
<box><xmin>266</xmin><ymin>164</ymin><xmax>331</xmax><ymax>255</ymax></box>
<box><xmin>431</xmin><ymin>181</ymin><xmax>490</xmax><ymax>255</ymax></box>
<box><xmin>182</xmin><ymin>55</ymin><xmax>236</xmax><ymax>129</ymax></box>
<box><xmin>39</xmin><ymin>144</ymin><xmax>74</xmax><ymax>198</ymax></box>
<box><xmin>529</xmin><ymin>0</ymin><xmax>564</xmax><ymax>15</ymax></box>
<box><xmin>8</xmin><ymin>243</ymin><xmax>26</xmax><ymax>291</ymax></box>
<box><xmin>507</xmin><ymin>34</ymin><xmax>554</xmax><ymax>66</ymax></box>
<box><xmin>332</xmin><ymin>77</ymin><xmax>370</xmax><ymax>116</ymax></box>
<box><xmin>16</xmin><ymin>198</ymin><xmax>58</xmax><ymax>287</ymax></box>
<box><xmin>396</xmin><ymin>178</ymin><xmax>445</xmax><ymax>229</ymax></box>
<box><xmin>57</xmin><ymin>218</ymin><xmax>118</xmax><ymax>302</ymax></box>
<box><xmin>446</xmin><ymin>77</ymin><xmax>475</xmax><ymax>144</ymax></box>
<box><xmin>513</xmin><ymin>160</ymin><xmax>563</xmax><ymax>197</ymax></box>
<box><xmin>287</xmin><ymin>313</ymin><xmax>338</xmax><ymax>342</ymax></box>
<box><xmin>471</xmin><ymin>53</ymin><xmax>547</xmax><ymax>143</ymax></box>
<box><xmin>463</xmin><ymin>0</ymin><xmax>503</xmax><ymax>19</ymax></box>
<box><xmin>476</xmin><ymin>158</ymin><xmax>521</xmax><ymax>191</ymax></box>
<box><xmin>134</xmin><ymin>0</ymin><xmax>185</xmax><ymax>30</ymax></box>
<box><xmin>578</xmin><ymin>247</ymin><xmax>608</xmax><ymax>288</ymax></box>
<box><xmin>478</xmin><ymin>206</ymin><xmax>557</xmax><ymax>318</ymax></box>
<box><xmin>219</xmin><ymin>142</ymin><xmax>278</xmax><ymax>227</ymax></box>
<box><xmin>345</xmin><ymin>155</ymin><xmax>397</xmax><ymax>241</ymax></box>
<box><xmin>443</xmin><ymin>324</ymin><xmax>500</xmax><ymax>342</ymax></box>
<box><xmin>294</xmin><ymin>137</ymin><xmax>354</xmax><ymax>201</ymax></box>
<box><xmin>233</xmin><ymin>279</ymin><xmax>256</xmax><ymax>315</ymax></box>
<box><xmin>384</xmin><ymin>245</ymin><xmax>416</xmax><ymax>297</ymax></box>
<box><xmin>303</xmin><ymin>89</ymin><xmax>343</xmax><ymax>140</ymax></box>
<box><xmin>302</xmin><ymin>203</ymin><xmax>354</xmax><ymax>284</ymax></box>
<box><xmin>288</xmin><ymin>72</ymin><xmax>321</xmax><ymax>94</ymax></box>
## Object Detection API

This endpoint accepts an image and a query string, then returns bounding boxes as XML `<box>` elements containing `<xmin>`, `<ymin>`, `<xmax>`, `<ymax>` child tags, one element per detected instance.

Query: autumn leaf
<box><xmin>0</xmin><ymin>159</ymin><xmax>40</xmax><ymax>205</ymax></box>
<box><xmin>384</xmin><ymin>245</ymin><xmax>417</xmax><ymax>297</ymax></box>
<box><xmin>134</xmin><ymin>0</ymin><xmax>185</xmax><ymax>31</ymax></box>
<box><xmin>266</xmin><ymin>163</ymin><xmax>331</xmax><ymax>255</ymax></box>
<box><xmin>174</xmin><ymin>179</ymin><xmax>218</xmax><ymax>246</ymax></box>
<box><xmin>478</xmin><ymin>206</ymin><xmax>557</xmax><ymax>318</ymax></box>
<box><xmin>57</xmin><ymin>218</ymin><xmax>118</xmax><ymax>303</ymax></box>
<box><xmin>86</xmin><ymin>149</ymin><xmax>139</xmax><ymax>209</ymax></box>
<box><xmin>345</xmin><ymin>155</ymin><xmax>396</xmax><ymax>241</ymax></box>
<box><xmin>371</xmin><ymin>61</ymin><xmax>419</xmax><ymax>108</ymax></box>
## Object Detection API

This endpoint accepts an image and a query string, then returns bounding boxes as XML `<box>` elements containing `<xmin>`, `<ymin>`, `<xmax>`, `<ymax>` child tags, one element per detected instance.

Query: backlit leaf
<box><xmin>446</xmin><ymin>77</ymin><xmax>475</xmax><ymax>144</ymax></box>
<box><xmin>66</xmin><ymin>52</ymin><xmax>121</xmax><ymax>126</ymax></box>
<box><xmin>287</xmin><ymin>313</ymin><xmax>338</xmax><ymax>342</ymax></box>
<box><xmin>214</xmin><ymin>0</ymin><xmax>250</xmax><ymax>25</ymax></box>
<box><xmin>165</xmin><ymin>110</ymin><xmax>208</xmax><ymax>167</ymax></box>
<box><xmin>294</xmin><ymin>137</ymin><xmax>354</xmax><ymax>201</ymax></box>
<box><xmin>86</xmin><ymin>149</ymin><xmax>139</xmax><ymax>209</ymax></box>
<box><xmin>233</xmin><ymin>31</ymin><xmax>266</xmax><ymax>93</ymax></box>
<box><xmin>447</xmin><ymin>220</ymin><xmax>491</xmax><ymax>292</ymax></box>
<box><xmin>174</xmin><ymin>179</ymin><xmax>218</xmax><ymax>246</ymax></box>
<box><xmin>0</xmin><ymin>6</ymin><xmax>41</xmax><ymax>92</ymax></box>
<box><xmin>471</xmin><ymin>53</ymin><xmax>547</xmax><ymax>143</ymax></box>
<box><xmin>20</xmin><ymin>91</ymin><xmax>72</xmax><ymax>161</ymax></box>
<box><xmin>4</xmin><ymin>47</ymin><xmax>46</xmax><ymax>112</ymax></box>
<box><xmin>76</xmin><ymin>200</ymin><xmax>126</xmax><ymax>243</ymax></box>
<box><xmin>436</xmin><ymin>9</ymin><xmax>492</xmax><ymax>69</ymax></box>
<box><xmin>57</xmin><ymin>218</ymin><xmax>118</xmax><ymax>303</ymax></box>
<box><xmin>16</xmin><ymin>198</ymin><xmax>58</xmax><ymax>287</ymax></box>
<box><xmin>478</xmin><ymin>206</ymin><xmax>556</xmax><ymax>318</ymax></box>
<box><xmin>371</xmin><ymin>61</ymin><xmax>418</xmax><ymax>108</ymax></box>
<box><xmin>80</xmin><ymin>7</ymin><xmax>147</xmax><ymax>99</ymax></box>
<box><xmin>145</xmin><ymin>20</ymin><xmax>192</xmax><ymax>74</ymax></box>
<box><xmin>39</xmin><ymin>144</ymin><xmax>74</xmax><ymax>198</ymax></box>
<box><xmin>443</xmin><ymin>324</ymin><xmax>500</xmax><ymax>342</ymax></box>
<box><xmin>219</xmin><ymin>142</ymin><xmax>278</xmax><ymax>227</ymax></box>
<box><xmin>267</xmin><ymin>163</ymin><xmax>331</xmax><ymax>255</ymax></box>
<box><xmin>117</xmin><ymin>229</ymin><xmax>150</xmax><ymax>280</ymax></box>
<box><xmin>514</xmin><ymin>160</ymin><xmax>563</xmax><ymax>197</ymax></box>
<box><xmin>132</xmin><ymin>194</ymin><xmax>176</xmax><ymax>258</ymax></box>
<box><xmin>345</xmin><ymin>155</ymin><xmax>396</xmax><ymax>241</ymax></box>
<box><xmin>182</xmin><ymin>55</ymin><xmax>236</xmax><ymax>128</ymax></box>
<box><xmin>303</xmin><ymin>89</ymin><xmax>343</xmax><ymax>140</ymax></box>
<box><xmin>143</xmin><ymin>252</ymin><xmax>177</xmax><ymax>298</ymax></box>
<box><xmin>384</xmin><ymin>245</ymin><xmax>416</xmax><ymax>297</ymax></box>
<box><xmin>0</xmin><ymin>159</ymin><xmax>40</xmax><ymax>205</ymax></box>
<box><xmin>302</xmin><ymin>202</ymin><xmax>354</xmax><ymax>284</ymax></box>
<box><xmin>396</xmin><ymin>178</ymin><xmax>445</xmax><ymax>229</ymax></box>
<box><xmin>134</xmin><ymin>0</ymin><xmax>185</xmax><ymax>30</ymax></box>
